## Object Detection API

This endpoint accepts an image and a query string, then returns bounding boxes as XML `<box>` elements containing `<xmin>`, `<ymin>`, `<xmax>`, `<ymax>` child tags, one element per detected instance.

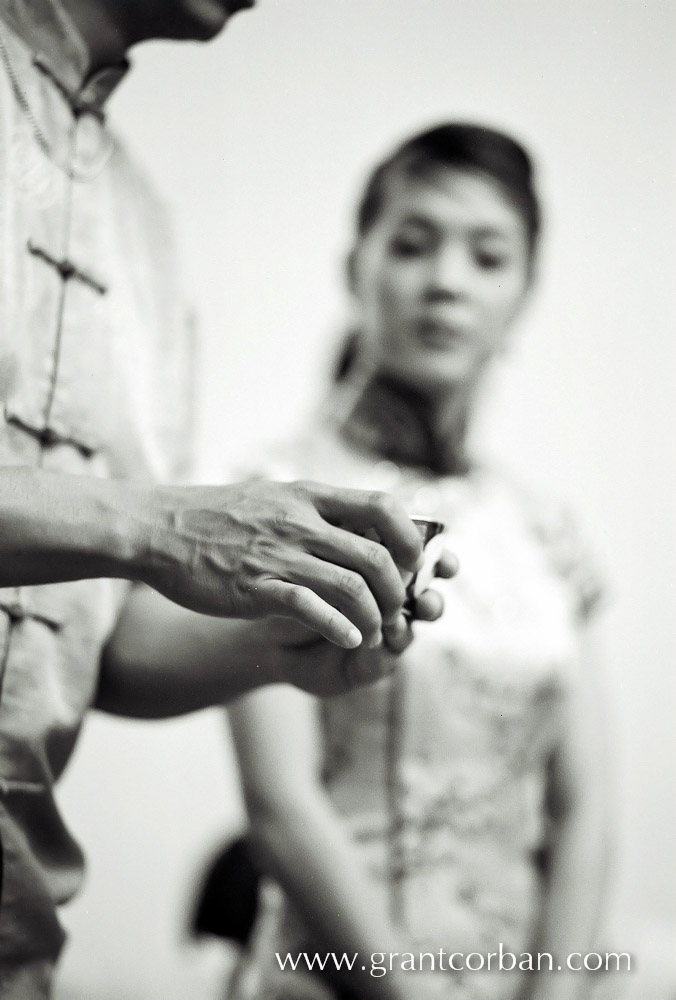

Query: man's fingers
<box><xmin>404</xmin><ymin>547</ymin><xmax>456</xmax><ymax>620</ymax></box>
<box><xmin>309</xmin><ymin>483</ymin><xmax>423</xmax><ymax>572</ymax></box>
<box><xmin>409</xmin><ymin>587</ymin><xmax>444</xmax><ymax>622</ymax></box>
<box><xmin>264</xmin><ymin>581</ymin><xmax>362</xmax><ymax>649</ymax></box>
<box><xmin>309</xmin><ymin>524</ymin><xmax>407</xmax><ymax>622</ymax></box>
<box><xmin>283</xmin><ymin>553</ymin><xmax>384</xmax><ymax>646</ymax></box>
<box><xmin>434</xmin><ymin>549</ymin><xmax>459</xmax><ymax>579</ymax></box>
<box><xmin>382</xmin><ymin>612</ymin><xmax>414</xmax><ymax>653</ymax></box>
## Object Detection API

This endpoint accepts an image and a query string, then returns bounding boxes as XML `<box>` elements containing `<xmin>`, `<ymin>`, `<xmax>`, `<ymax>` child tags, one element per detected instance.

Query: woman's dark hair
<box><xmin>356</xmin><ymin>121</ymin><xmax>540</xmax><ymax>258</ymax></box>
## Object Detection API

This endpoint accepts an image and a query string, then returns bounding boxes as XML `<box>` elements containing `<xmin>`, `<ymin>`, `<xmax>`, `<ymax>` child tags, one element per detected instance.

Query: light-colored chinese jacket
<box><xmin>0</xmin><ymin>3</ymin><xmax>194</xmax><ymax>993</ymax></box>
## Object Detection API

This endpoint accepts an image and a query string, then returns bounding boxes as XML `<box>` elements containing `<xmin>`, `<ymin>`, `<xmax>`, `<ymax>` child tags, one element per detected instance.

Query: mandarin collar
<box><xmin>333</xmin><ymin>373</ymin><xmax>472</xmax><ymax>477</ymax></box>
<box><xmin>1</xmin><ymin>0</ymin><xmax>129</xmax><ymax>116</ymax></box>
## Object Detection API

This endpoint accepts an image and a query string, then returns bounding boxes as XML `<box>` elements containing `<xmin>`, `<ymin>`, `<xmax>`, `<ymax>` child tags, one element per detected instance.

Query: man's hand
<box><xmin>382</xmin><ymin>547</ymin><xmax>458</xmax><ymax>652</ymax></box>
<box><xmin>262</xmin><ymin>547</ymin><xmax>458</xmax><ymax>696</ymax></box>
<box><xmin>1</xmin><ymin>468</ymin><xmax>452</xmax><ymax>659</ymax></box>
<box><xmin>142</xmin><ymin>479</ymin><xmax>424</xmax><ymax>649</ymax></box>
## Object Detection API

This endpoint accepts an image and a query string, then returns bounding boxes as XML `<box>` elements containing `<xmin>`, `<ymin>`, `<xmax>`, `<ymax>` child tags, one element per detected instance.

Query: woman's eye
<box><xmin>475</xmin><ymin>250</ymin><xmax>508</xmax><ymax>270</ymax></box>
<box><xmin>390</xmin><ymin>233</ymin><xmax>431</xmax><ymax>257</ymax></box>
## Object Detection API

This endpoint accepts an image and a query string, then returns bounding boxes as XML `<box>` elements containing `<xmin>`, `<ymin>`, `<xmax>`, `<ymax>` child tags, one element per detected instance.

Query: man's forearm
<box><xmin>0</xmin><ymin>466</ymin><xmax>154</xmax><ymax>587</ymax></box>
<box><xmin>1</xmin><ymin>467</ymin><xmax>429</xmax><ymax>649</ymax></box>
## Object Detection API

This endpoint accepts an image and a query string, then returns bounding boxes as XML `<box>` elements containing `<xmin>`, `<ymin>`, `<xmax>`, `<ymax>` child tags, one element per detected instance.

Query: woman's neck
<box><xmin>336</xmin><ymin>369</ymin><xmax>474</xmax><ymax>475</ymax></box>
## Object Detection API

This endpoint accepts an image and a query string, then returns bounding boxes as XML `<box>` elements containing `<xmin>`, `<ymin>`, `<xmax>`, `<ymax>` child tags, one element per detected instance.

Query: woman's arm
<box><xmin>525</xmin><ymin>623</ymin><xmax>613</xmax><ymax>1000</ymax></box>
<box><xmin>229</xmin><ymin>684</ymin><xmax>437</xmax><ymax>1000</ymax></box>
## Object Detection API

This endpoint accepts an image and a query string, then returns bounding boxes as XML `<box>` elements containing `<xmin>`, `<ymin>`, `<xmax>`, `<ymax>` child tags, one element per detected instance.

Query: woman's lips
<box><xmin>415</xmin><ymin>317</ymin><xmax>469</xmax><ymax>347</ymax></box>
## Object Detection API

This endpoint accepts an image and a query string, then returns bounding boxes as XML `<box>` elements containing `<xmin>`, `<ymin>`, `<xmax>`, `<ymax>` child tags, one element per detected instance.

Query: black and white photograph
<box><xmin>0</xmin><ymin>2</ymin><xmax>674</xmax><ymax>999</ymax></box>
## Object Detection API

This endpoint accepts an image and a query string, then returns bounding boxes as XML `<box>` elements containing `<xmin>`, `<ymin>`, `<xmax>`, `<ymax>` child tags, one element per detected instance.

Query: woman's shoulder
<box><xmin>488</xmin><ymin>466</ymin><xmax>607</xmax><ymax>624</ymax></box>
<box><xmin>227</xmin><ymin>412</ymin><xmax>361</xmax><ymax>486</ymax></box>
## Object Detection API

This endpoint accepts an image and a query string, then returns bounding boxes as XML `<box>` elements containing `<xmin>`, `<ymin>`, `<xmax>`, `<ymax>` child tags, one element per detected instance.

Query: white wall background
<box><xmin>54</xmin><ymin>1</ymin><xmax>676</xmax><ymax>997</ymax></box>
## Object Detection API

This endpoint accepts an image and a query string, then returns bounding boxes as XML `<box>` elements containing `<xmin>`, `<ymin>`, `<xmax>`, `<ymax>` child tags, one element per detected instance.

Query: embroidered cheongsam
<box><xmin>241</xmin><ymin>408</ymin><xmax>603</xmax><ymax>1000</ymax></box>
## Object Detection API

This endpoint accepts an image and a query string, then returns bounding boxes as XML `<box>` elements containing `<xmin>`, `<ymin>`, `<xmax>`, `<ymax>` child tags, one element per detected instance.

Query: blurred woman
<box><xmin>227</xmin><ymin>123</ymin><xmax>611</xmax><ymax>1000</ymax></box>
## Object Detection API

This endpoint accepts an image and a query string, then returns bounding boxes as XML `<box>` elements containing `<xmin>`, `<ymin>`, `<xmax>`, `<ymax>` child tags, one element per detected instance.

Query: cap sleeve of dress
<box><xmin>224</xmin><ymin>437</ymin><xmax>307</xmax><ymax>485</ymax></box>
<box><xmin>224</xmin><ymin>421</ymin><xmax>329</xmax><ymax>485</ymax></box>
<box><xmin>523</xmin><ymin>491</ymin><xmax>607</xmax><ymax>624</ymax></box>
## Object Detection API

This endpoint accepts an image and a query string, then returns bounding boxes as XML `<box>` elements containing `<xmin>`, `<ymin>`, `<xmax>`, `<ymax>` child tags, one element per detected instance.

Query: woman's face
<box><xmin>351</xmin><ymin>167</ymin><xmax>532</xmax><ymax>395</ymax></box>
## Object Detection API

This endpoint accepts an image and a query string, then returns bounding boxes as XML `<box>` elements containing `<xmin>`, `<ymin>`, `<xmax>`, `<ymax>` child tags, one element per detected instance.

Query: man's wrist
<box><xmin>0</xmin><ymin>467</ymin><xmax>159</xmax><ymax>586</ymax></box>
<box><xmin>92</xmin><ymin>476</ymin><xmax>160</xmax><ymax>581</ymax></box>
<box><xmin>119</xmin><ymin>481</ymin><xmax>203</xmax><ymax>593</ymax></box>
<box><xmin>89</xmin><ymin>477</ymin><xmax>190</xmax><ymax>588</ymax></box>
